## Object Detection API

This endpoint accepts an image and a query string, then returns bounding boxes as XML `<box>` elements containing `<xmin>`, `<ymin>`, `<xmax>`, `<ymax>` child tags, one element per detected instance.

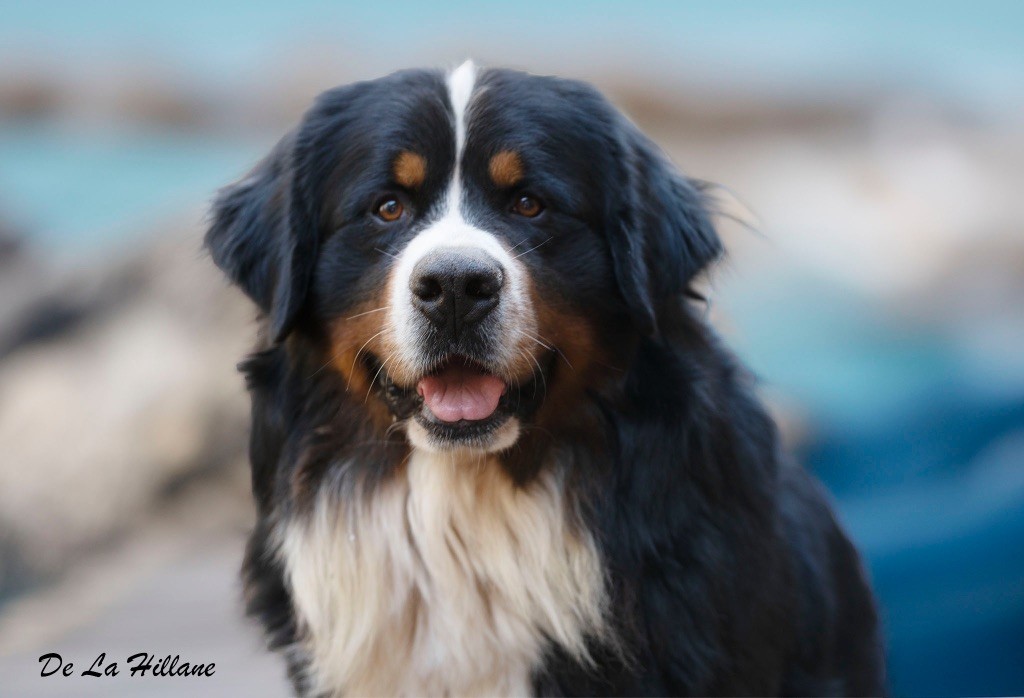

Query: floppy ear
<box><xmin>205</xmin><ymin>132</ymin><xmax>318</xmax><ymax>343</ymax></box>
<box><xmin>609</xmin><ymin>126</ymin><xmax>722</xmax><ymax>336</ymax></box>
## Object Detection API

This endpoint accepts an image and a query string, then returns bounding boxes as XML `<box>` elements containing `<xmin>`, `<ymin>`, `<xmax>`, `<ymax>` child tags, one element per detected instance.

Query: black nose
<box><xmin>410</xmin><ymin>248</ymin><xmax>504</xmax><ymax>334</ymax></box>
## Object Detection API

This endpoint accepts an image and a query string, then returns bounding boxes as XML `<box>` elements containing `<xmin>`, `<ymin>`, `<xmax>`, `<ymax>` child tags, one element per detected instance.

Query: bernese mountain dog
<box><xmin>205</xmin><ymin>61</ymin><xmax>886</xmax><ymax>696</ymax></box>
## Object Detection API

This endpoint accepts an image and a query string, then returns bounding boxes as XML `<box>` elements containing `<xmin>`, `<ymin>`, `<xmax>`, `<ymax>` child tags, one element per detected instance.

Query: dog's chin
<box><xmin>368</xmin><ymin>352</ymin><xmax>552</xmax><ymax>453</ymax></box>
<box><xmin>406</xmin><ymin>414</ymin><xmax>522</xmax><ymax>454</ymax></box>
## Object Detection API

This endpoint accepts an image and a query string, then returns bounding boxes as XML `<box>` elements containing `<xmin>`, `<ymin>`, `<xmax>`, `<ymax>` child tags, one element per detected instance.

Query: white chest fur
<box><xmin>278</xmin><ymin>449</ymin><xmax>608</xmax><ymax>697</ymax></box>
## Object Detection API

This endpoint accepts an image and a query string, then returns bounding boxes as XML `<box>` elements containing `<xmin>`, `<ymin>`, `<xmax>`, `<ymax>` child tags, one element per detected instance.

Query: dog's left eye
<box><xmin>376</xmin><ymin>198</ymin><xmax>405</xmax><ymax>222</ymax></box>
<box><xmin>512</xmin><ymin>194</ymin><xmax>543</xmax><ymax>218</ymax></box>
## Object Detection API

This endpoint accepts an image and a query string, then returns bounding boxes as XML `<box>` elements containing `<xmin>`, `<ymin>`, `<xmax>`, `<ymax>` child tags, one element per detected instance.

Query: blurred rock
<box><xmin>0</xmin><ymin>217</ymin><xmax>253</xmax><ymax>602</ymax></box>
<box><xmin>0</xmin><ymin>72</ymin><xmax>66</xmax><ymax>121</ymax></box>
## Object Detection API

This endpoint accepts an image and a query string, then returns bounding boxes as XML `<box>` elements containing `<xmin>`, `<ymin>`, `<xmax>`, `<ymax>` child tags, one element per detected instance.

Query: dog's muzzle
<box><xmin>381</xmin><ymin>225</ymin><xmax>547</xmax><ymax>452</ymax></box>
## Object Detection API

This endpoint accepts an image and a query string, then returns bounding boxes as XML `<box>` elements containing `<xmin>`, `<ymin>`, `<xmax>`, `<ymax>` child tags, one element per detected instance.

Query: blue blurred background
<box><xmin>0</xmin><ymin>2</ymin><xmax>1021</xmax><ymax>696</ymax></box>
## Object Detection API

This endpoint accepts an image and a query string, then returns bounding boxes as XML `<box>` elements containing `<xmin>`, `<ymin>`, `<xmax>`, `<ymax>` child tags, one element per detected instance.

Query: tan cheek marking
<box><xmin>329</xmin><ymin>307</ymin><xmax>378</xmax><ymax>396</ymax></box>
<box><xmin>393</xmin><ymin>151</ymin><xmax>427</xmax><ymax>190</ymax></box>
<box><xmin>530</xmin><ymin>288</ymin><xmax>613</xmax><ymax>430</ymax></box>
<box><xmin>327</xmin><ymin>292</ymin><xmax>399</xmax><ymax>432</ymax></box>
<box><xmin>488</xmin><ymin>150</ymin><xmax>524</xmax><ymax>189</ymax></box>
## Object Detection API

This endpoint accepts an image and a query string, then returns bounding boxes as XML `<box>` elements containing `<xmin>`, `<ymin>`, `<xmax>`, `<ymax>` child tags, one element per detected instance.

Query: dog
<box><xmin>205</xmin><ymin>61</ymin><xmax>886</xmax><ymax>696</ymax></box>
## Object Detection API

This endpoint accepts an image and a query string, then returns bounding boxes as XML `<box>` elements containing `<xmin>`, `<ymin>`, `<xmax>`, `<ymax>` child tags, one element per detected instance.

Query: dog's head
<box><xmin>207</xmin><ymin>62</ymin><xmax>720</xmax><ymax>454</ymax></box>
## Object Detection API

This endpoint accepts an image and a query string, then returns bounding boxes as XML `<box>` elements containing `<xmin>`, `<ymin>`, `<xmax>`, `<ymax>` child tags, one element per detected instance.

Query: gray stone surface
<box><xmin>0</xmin><ymin>532</ymin><xmax>290</xmax><ymax>697</ymax></box>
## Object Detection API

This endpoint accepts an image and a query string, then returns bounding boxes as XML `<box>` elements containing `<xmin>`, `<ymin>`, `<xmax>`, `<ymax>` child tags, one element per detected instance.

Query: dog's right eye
<box><xmin>376</xmin><ymin>198</ymin><xmax>405</xmax><ymax>222</ymax></box>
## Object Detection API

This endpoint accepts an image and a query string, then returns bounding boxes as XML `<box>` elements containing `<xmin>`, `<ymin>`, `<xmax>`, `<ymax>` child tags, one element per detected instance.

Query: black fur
<box><xmin>206</xmin><ymin>66</ymin><xmax>886</xmax><ymax>696</ymax></box>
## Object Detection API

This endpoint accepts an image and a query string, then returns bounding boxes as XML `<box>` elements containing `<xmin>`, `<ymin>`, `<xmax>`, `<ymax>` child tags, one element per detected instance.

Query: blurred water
<box><xmin>724</xmin><ymin>277</ymin><xmax>1024</xmax><ymax>695</ymax></box>
<box><xmin>0</xmin><ymin>124</ymin><xmax>263</xmax><ymax>249</ymax></box>
<box><xmin>2</xmin><ymin>1</ymin><xmax>1022</xmax><ymax>103</ymax></box>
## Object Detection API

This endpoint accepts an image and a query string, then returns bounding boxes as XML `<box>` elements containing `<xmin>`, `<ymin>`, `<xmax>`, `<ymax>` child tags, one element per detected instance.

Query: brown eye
<box><xmin>512</xmin><ymin>194</ymin><xmax>543</xmax><ymax>218</ymax></box>
<box><xmin>376</xmin><ymin>198</ymin><xmax>404</xmax><ymax>222</ymax></box>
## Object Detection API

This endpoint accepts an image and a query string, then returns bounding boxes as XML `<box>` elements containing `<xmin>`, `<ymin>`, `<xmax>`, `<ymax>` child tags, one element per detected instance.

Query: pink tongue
<box><xmin>417</xmin><ymin>363</ymin><xmax>506</xmax><ymax>423</ymax></box>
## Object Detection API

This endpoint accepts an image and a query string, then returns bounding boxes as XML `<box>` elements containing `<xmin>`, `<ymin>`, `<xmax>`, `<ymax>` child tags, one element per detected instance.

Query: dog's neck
<box><xmin>277</xmin><ymin>446</ymin><xmax>609</xmax><ymax>697</ymax></box>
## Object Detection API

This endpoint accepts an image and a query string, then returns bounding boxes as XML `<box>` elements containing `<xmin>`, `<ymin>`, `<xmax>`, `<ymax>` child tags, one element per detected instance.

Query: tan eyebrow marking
<box><xmin>488</xmin><ymin>150</ymin><xmax>524</xmax><ymax>188</ymax></box>
<box><xmin>393</xmin><ymin>151</ymin><xmax>427</xmax><ymax>189</ymax></box>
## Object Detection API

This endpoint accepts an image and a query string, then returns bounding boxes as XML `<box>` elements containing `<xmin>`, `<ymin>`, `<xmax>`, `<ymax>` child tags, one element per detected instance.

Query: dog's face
<box><xmin>208</xmin><ymin>62</ymin><xmax>721</xmax><ymax>454</ymax></box>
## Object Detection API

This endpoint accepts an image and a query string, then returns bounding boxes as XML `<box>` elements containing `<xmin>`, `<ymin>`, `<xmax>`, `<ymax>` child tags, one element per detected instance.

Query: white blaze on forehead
<box><xmin>447</xmin><ymin>59</ymin><xmax>477</xmax><ymax>156</ymax></box>
<box><xmin>445</xmin><ymin>60</ymin><xmax>477</xmax><ymax>208</ymax></box>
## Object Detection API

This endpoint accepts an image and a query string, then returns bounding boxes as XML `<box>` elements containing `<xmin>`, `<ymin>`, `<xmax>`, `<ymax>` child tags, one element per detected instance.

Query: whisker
<box><xmin>346</xmin><ymin>305</ymin><xmax>391</xmax><ymax>321</ymax></box>
<box><xmin>384</xmin><ymin>421</ymin><xmax>405</xmax><ymax>442</ymax></box>
<box><xmin>515</xmin><ymin>328</ymin><xmax>574</xmax><ymax>371</ymax></box>
<box><xmin>534</xmin><ymin>329</ymin><xmax>574</xmax><ymax>370</ymax></box>
<box><xmin>520</xmin><ymin>346</ymin><xmax>547</xmax><ymax>400</ymax></box>
<box><xmin>394</xmin><ymin>449</ymin><xmax>414</xmax><ymax>474</ymax></box>
<box><xmin>515</xmin><ymin>329</ymin><xmax>553</xmax><ymax>352</ymax></box>
<box><xmin>308</xmin><ymin>324</ymin><xmax>389</xmax><ymax>382</ymax></box>
<box><xmin>533</xmin><ymin>352</ymin><xmax>548</xmax><ymax>399</ymax></box>
<box><xmin>511</xmin><ymin>237</ymin><xmax>553</xmax><ymax>260</ymax></box>
<box><xmin>308</xmin><ymin>344</ymin><xmax>354</xmax><ymax>381</ymax></box>
<box><xmin>516</xmin><ymin>347</ymin><xmax>537</xmax><ymax>400</ymax></box>
<box><xmin>364</xmin><ymin>353</ymin><xmax>393</xmax><ymax>404</ymax></box>
<box><xmin>346</xmin><ymin>328</ymin><xmax>389</xmax><ymax>390</ymax></box>
<box><xmin>554</xmin><ymin>348</ymin><xmax>574</xmax><ymax>370</ymax></box>
<box><xmin>518</xmin><ymin>421</ymin><xmax>557</xmax><ymax>443</ymax></box>
<box><xmin>532</xmin><ymin>327</ymin><xmax>573</xmax><ymax>370</ymax></box>
<box><xmin>374</xmin><ymin>247</ymin><xmax>400</xmax><ymax>260</ymax></box>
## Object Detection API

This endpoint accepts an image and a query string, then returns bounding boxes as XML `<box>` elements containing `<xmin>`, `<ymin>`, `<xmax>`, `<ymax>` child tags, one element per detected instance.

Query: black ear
<box><xmin>205</xmin><ymin>132</ymin><xmax>317</xmax><ymax>343</ymax></box>
<box><xmin>609</xmin><ymin>126</ymin><xmax>722</xmax><ymax>336</ymax></box>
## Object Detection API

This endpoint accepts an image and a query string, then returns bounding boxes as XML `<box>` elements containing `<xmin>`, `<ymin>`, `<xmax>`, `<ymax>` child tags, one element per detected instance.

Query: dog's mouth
<box><xmin>417</xmin><ymin>357</ymin><xmax>507</xmax><ymax>423</ymax></box>
<box><xmin>367</xmin><ymin>352</ymin><xmax>553</xmax><ymax>447</ymax></box>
